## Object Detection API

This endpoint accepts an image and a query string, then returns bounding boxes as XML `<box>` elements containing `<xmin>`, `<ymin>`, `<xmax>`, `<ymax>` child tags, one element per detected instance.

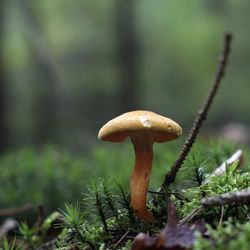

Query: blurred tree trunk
<box><xmin>0</xmin><ymin>0</ymin><xmax>8</xmax><ymax>153</ymax></box>
<box><xmin>16</xmin><ymin>0</ymin><xmax>60</xmax><ymax>144</ymax></box>
<box><xmin>115</xmin><ymin>0</ymin><xmax>141</xmax><ymax>113</ymax></box>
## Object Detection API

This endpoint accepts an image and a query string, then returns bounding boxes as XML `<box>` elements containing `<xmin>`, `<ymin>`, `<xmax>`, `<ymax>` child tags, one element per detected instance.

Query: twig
<box><xmin>160</xmin><ymin>33</ymin><xmax>233</xmax><ymax>190</ymax></box>
<box><xmin>201</xmin><ymin>189</ymin><xmax>250</xmax><ymax>207</ymax></box>
<box><xmin>117</xmin><ymin>235</ymin><xmax>135</xmax><ymax>239</ymax></box>
<box><xmin>148</xmin><ymin>190</ymin><xmax>190</xmax><ymax>202</ymax></box>
<box><xmin>148</xmin><ymin>190</ymin><xmax>166</xmax><ymax>195</ymax></box>
<box><xmin>179</xmin><ymin>189</ymin><xmax>250</xmax><ymax>225</ymax></box>
<box><xmin>219</xmin><ymin>205</ymin><xmax>224</xmax><ymax>225</ymax></box>
<box><xmin>178</xmin><ymin>206</ymin><xmax>204</xmax><ymax>225</ymax></box>
<box><xmin>240</xmin><ymin>206</ymin><xmax>250</xmax><ymax>221</ymax></box>
<box><xmin>37</xmin><ymin>203</ymin><xmax>44</xmax><ymax>228</ymax></box>
<box><xmin>114</xmin><ymin>230</ymin><xmax>130</xmax><ymax>248</ymax></box>
<box><xmin>0</xmin><ymin>203</ymin><xmax>33</xmax><ymax>216</ymax></box>
<box><xmin>35</xmin><ymin>203</ymin><xmax>44</xmax><ymax>236</ymax></box>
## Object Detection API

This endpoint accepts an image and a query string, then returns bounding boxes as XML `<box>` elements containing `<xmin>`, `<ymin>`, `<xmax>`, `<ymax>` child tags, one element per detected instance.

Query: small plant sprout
<box><xmin>1</xmin><ymin>237</ymin><xmax>22</xmax><ymax>250</ymax></box>
<box><xmin>18</xmin><ymin>221</ymin><xmax>38</xmax><ymax>249</ymax></box>
<box><xmin>98</xmin><ymin>110</ymin><xmax>182</xmax><ymax>222</ymax></box>
<box><xmin>59</xmin><ymin>202</ymin><xmax>95</xmax><ymax>248</ymax></box>
<box><xmin>188</xmin><ymin>152</ymin><xmax>206</xmax><ymax>186</ymax></box>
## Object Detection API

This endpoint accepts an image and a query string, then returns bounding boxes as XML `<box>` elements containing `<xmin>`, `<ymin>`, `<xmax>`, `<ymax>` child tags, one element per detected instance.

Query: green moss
<box><xmin>194</xmin><ymin>221</ymin><xmax>250</xmax><ymax>250</ymax></box>
<box><xmin>174</xmin><ymin>170</ymin><xmax>250</xmax><ymax>222</ymax></box>
<box><xmin>2</xmin><ymin>139</ymin><xmax>249</xmax><ymax>248</ymax></box>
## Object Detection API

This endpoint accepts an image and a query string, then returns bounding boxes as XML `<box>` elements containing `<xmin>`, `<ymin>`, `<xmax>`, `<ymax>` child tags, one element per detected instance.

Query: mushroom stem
<box><xmin>130</xmin><ymin>134</ymin><xmax>156</xmax><ymax>223</ymax></box>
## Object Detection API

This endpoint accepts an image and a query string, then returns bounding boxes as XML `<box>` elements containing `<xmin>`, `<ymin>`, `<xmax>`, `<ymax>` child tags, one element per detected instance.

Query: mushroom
<box><xmin>98</xmin><ymin>110</ymin><xmax>182</xmax><ymax>222</ymax></box>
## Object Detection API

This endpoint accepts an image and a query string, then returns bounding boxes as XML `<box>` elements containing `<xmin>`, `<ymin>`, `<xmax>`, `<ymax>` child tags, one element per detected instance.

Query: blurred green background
<box><xmin>0</xmin><ymin>0</ymin><xmax>250</xmax><ymax>220</ymax></box>
<box><xmin>1</xmin><ymin>0</ymin><xmax>250</xmax><ymax>152</ymax></box>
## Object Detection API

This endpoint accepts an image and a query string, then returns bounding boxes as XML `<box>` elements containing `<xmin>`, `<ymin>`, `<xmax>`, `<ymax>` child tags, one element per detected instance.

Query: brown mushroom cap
<box><xmin>98</xmin><ymin>110</ymin><xmax>182</xmax><ymax>143</ymax></box>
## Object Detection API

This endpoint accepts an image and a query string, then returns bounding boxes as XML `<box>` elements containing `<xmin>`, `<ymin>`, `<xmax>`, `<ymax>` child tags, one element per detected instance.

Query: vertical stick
<box><xmin>161</xmin><ymin>33</ymin><xmax>233</xmax><ymax>190</ymax></box>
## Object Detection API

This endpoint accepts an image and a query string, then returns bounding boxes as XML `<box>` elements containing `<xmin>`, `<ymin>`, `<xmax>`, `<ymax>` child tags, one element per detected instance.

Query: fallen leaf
<box><xmin>131</xmin><ymin>200</ymin><xmax>206</xmax><ymax>249</ymax></box>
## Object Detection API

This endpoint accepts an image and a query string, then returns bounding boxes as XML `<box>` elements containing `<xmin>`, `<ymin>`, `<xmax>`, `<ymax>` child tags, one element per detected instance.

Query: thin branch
<box><xmin>148</xmin><ymin>190</ymin><xmax>166</xmax><ymax>195</ymax></box>
<box><xmin>179</xmin><ymin>189</ymin><xmax>249</xmax><ymax>226</ymax></box>
<box><xmin>178</xmin><ymin>206</ymin><xmax>204</xmax><ymax>226</ymax></box>
<box><xmin>114</xmin><ymin>230</ymin><xmax>130</xmax><ymax>248</ymax></box>
<box><xmin>160</xmin><ymin>32</ymin><xmax>233</xmax><ymax>190</ymax></box>
<box><xmin>148</xmin><ymin>190</ymin><xmax>190</xmax><ymax>202</ymax></box>
<box><xmin>240</xmin><ymin>206</ymin><xmax>250</xmax><ymax>221</ymax></box>
<box><xmin>178</xmin><ymin>190</ymin><xmax>249</xmax><ymax>226</ymax></box>
<box><xmin>219</xmin><ymin>205</ymin><xmax>224</xmax><ymax>225</ymax></box>
<box><xmin>0</xmin><ymin>203</ymin><xmax>33</xmax><ymax>216</ymax></box>
<box><xmin>201</xmin><ymin>189</ymin><xmax>250</xmax><ymax>207</ymax></box>
<box><xmin>35</xmin><ymin>203</ymin><xmax>44</xmax><ymax>236</ymax></box>
<box><xmin>37</xmin><ymin>203</ymin><xmax>44</xmax><ymax>228</ymax></box>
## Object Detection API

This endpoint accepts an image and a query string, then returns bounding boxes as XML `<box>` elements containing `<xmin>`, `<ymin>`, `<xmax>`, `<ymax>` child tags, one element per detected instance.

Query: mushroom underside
<box><xmin>102</xmin><ymin>131</ymin><xmax>178</xmax><ymax>143</ymax></box>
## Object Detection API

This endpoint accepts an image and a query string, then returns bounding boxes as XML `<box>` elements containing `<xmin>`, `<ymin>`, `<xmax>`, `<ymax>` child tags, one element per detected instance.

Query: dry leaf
<box><xmin>131</xmin><ymin>200</ymin><xmax>206</xmax><ymax>249</ymax></box>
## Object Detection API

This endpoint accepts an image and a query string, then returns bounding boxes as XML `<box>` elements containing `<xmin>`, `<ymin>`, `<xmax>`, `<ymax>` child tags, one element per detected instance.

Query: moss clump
<box><xmin>2</xmin><ymin>140</ymin><xmax>249</xmax><ymax>249</ymax></box>
<box><xmin>174</xmin><ymin>170</ymin><xmax>250</xmax><ymax>223</ymax></box>
<box><xmin>194</xmin><ymin>220</ymin><xmax>250</xmax><ymax>250</ymax></box>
